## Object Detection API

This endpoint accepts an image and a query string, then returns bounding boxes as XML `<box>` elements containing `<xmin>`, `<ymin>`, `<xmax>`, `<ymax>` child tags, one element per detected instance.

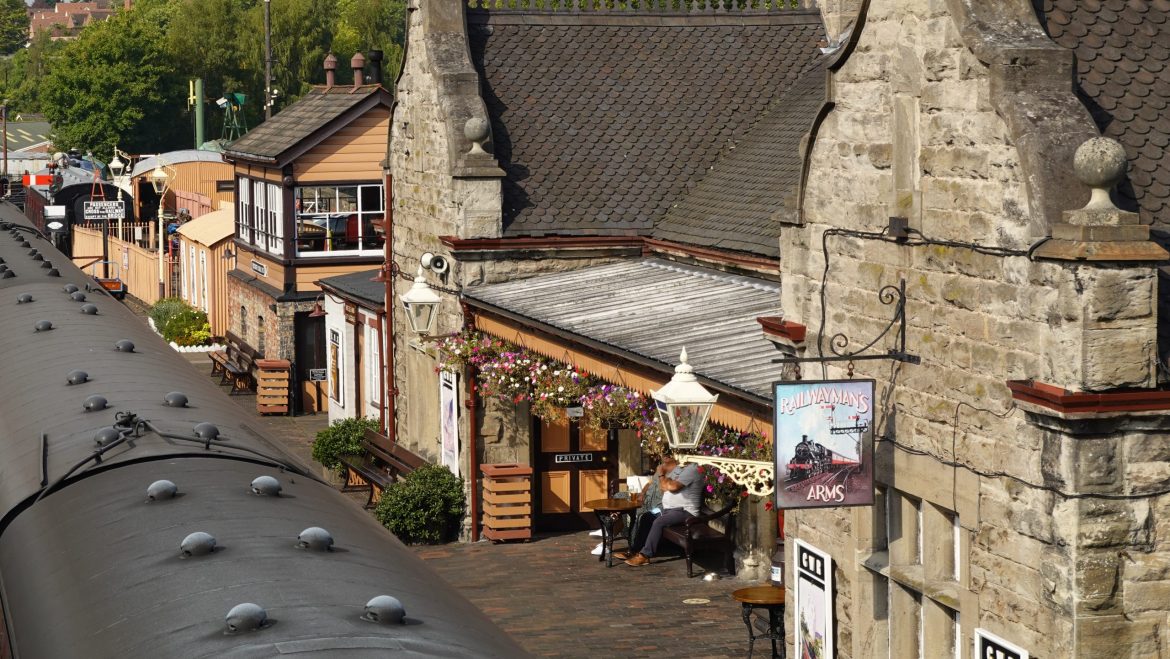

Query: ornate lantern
<box><xmin>651</xmin><ymin>348</ymin><xmax>717</xmax><ymax>451</ymax></box>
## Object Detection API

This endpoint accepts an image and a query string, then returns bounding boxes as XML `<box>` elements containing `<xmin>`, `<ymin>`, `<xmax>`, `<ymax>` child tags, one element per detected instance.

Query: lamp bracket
<box><xmin>772</xmin><ymin>279</ymin><xmax>920</xmax><ymax>366</ymax></box>
<box><xmin>676</xmin><ymin>454</ymin><xmax>774</xmax><ymax>496</ymax></box>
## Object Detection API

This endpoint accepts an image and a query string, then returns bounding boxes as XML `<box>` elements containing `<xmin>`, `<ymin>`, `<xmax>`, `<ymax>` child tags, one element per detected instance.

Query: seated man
<box><xmin>624</xmin><ymin>455</ymin><xmax>702</xmax><ymax>567</ymax></box>
<box><xmin>614</xmin><ymin>463</ymin><xmax>667</xmax><ymax>561</ymax></box>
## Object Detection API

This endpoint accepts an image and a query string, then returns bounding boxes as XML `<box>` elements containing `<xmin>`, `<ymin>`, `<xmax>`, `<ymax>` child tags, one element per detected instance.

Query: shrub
<box><xmin>149</xmin><ymin>297</ymin><xmax>212</xmax><ymax>346</ymax></box>
<box><xmin>311</xmin><ymin>416</ymin><xmax>380</xmax><ymax>475</ymax></box>
<box><xmin>374</xmin><ymin>465</ymin><xmax>465</xmax><ymax>544</ymax></box>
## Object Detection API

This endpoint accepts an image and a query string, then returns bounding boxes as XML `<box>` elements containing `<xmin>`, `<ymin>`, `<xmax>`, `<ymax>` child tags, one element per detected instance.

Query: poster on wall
<box><xmin>329</xmin><ymin>329</ymin><xmax>342</xmax><ymax>405</ymax></box>
<box><xmin>794</xmin><ymin>539</ymin><xmax>833</xmax><ymax>659</ymax></box>
<box><xmin>773</xmin><ymin>379</ymin><xmax>875</xmax><ymax>510</ymax></box>
<box><xmin>440</xmin><ymin>370</ymin><xmax>459</xmax><ymax>477</ymax></box>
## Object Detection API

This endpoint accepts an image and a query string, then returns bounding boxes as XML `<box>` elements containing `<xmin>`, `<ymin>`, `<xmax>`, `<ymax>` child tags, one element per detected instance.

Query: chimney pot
<box><xmin>368</xmin><ymin>50</ymin><xmax>384</xmax><ymax>87</ymax></box>
<box><xmin>324</xmin><ymin>53</ymin><xmax>338</xmax><ymax>89</ymax></box>
<box><xmin>351</xmin><ymin>53</ymin><xmax>366</xmax><ymax>90</ymax></box>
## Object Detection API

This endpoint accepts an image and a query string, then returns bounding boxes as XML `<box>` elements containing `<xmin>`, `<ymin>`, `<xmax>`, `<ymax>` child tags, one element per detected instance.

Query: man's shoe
<box><xmin>613</xmin><ymin>551</ymin><xmax>631</xmax><ymax>561</ymax></box>
<box><xmin>625</xmin><ymin>553</ymin><xmax>649</xmax><ymax>567</ymax></box>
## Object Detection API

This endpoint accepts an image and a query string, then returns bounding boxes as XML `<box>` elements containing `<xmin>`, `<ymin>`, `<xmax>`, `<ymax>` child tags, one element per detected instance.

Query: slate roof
<box><xmin>468</xmin><ymin>11</ymin><xmax>825</xmax><ymax>244</ymax></box>
<box><xmin>2</xmin><ymin>122</ymin><xmax>51</xmax><ymax>152</ymax></box>
<box><xmin>317</xmin><ymin>269</ymin><xmax>385</xmax><ymax>309</ymax></box>
<box><xmin>462</xmin><ymin>258</ymin><xmax>784</xmax><ymax>403</ymax></box>
<box><xmin>654</xmin><ymin>63</ymin><xmax>825</xmax><ymax>257</ymax></box>
<box><xmin>1036</xmin><ymin>0</ymin><xmax>1170</xmax><ymax>227</ymax></box>
<box><xmin>223</xmin><ymin>85</ymin><xmax>391</xmax><ymax>165</ymax></box>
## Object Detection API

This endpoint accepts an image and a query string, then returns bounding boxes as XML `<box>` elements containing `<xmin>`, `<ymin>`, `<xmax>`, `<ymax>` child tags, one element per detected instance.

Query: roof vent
<box><xmin>26</xmin><ymin>248</ymin><xmax>37</xmax><ymax>256</ymax></box>
<box><xmin>67</xmin><ymin>369</ymin><xmax>89</xmax><ymax>385</ymax></box>
<box><xmin>251</xmin><ymin>475</ymin><xmax>282</xmax><ymax>496</ymax></box>
<box><xmin>147</xmin><ymin>479</ymin><xmax>177</xmax><ymax>501</ymax></box>
<box><xmin>47</xmin><ymin>269</ymin><xmax>60</xmax><ymax>277</ymax></box>
<box><xmin>2</xmin><ymin>270</ymin><xmax>14</xmax><ymax>279</ymax></box>
<box><xmin>16</xmin><ymin>293</ymin><xmax>32</xmax><ymax>303</ymax></box>
<box><xmin>40</xmin><ymin>261</ymin><xmax>52</xmax><ymax>269</ymax></box>
<box><xmin>114</xmin><ymin>339</ymin><xmax>135</xmax><ymax>353</ymax></box>
<box><xmin>362</xmin><ymin>596</ymin><xmax>406</xmax><ymax>625</ymax></box>
<box><xmin>83</xmin><ymin>394</ymin><xmax>108</xmax><ymax>411</ymax></box>
<box><xmin>31</xmin><ymin>253</ymin><xmax>44</xmax><ymax>261</ymax></box>
<box><xmin>225</xmin><ymin>603</ymin><xmax>269</xmax><ymax>634</ymax></box>
<box><xmin>193</xmin><ymin>422</ymin><xmax>220</xmax><ymax>441</ymax></box>
<box><xmin>94</xmin><ymin>426</ymin><xmax>120</xmax><ymax>446</ymax></box>
<box><xmin>180</xmin><ymin>531</ymin><xmax>217</xmax><ymax>557</ymax></box>
<box><xmin>70</xmin><ymin>291</ymin><xmax>86</xmax><ymax>302</ymax></box>
<box><xmin>296</xmin><ymin>527</ymin><xmax>334</xmax><ymax>551</ymax></box>
<box><xmin>80</xmin><ymin>304</ymin><xmax>98</xmax><ymax>315</ymax></box>
<box><xmin>163</xmin><ymin>392</ymin><xmax>188</xmax><ymax>408</ymax></box>
<box><xmin>34</xmin><ymin>320</ymin><xmax>52</xmax><ymax>332</ymax></box>
<box><xmin>0</xmin><ymin>264</ymin><xmax>8</xmax><ymax>272</ymax></box>
<box><xmin>63</xmin><ymin>284</ymin><xmax>79</xmax><ymax>294</ymax></box>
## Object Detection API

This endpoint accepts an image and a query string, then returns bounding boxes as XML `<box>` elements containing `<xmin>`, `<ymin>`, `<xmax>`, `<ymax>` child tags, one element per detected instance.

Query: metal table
<box><xmin>732</xmin><ymin>586</ymin><xmax>786</xmax><ymax>659</ymax></box>
<box><xmin>584</xmin><ymin>497</ymin><xmax>640</xmax><ymax>567</ymax></box>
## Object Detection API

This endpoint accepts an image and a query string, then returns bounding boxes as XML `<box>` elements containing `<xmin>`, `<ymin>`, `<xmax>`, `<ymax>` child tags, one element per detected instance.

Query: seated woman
<box><xmin>613</xmin><ymin>462</ymin><xmax>666</xmax><ymax>561</ymax></box>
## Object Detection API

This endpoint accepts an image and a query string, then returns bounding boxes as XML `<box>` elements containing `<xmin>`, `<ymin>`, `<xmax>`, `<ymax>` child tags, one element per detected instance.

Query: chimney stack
<box><xmin>323</xmin><ymin>53</ymin><xmax>338</xmax><ymax>90</ymax></box>
<box><xmin>350</xmin><ymin>53</ymin><xmax>366</xmax><ymax>91</ymax></box>
<box><xmin>368</xmin><ymin>50</ymin><xmax>384</xmax><ymax>87</ymax></box>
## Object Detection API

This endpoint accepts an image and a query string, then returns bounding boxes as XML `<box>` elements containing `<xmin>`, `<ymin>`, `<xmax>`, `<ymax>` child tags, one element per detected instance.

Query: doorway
<box><xmin>293</xmin><ymin>311</ymin><xmax>326</xmax><ymax>414</ymax></box>
<box><xmin>534</xmin><ymin>416</ymin><xmax>617</xmax><ymax>531</ymax></box>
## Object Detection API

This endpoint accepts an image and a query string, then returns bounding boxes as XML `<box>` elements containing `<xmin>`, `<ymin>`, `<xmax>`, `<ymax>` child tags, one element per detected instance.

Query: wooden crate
<box><xmin>481</xmin><ymin>463</ymin><xmax>533</xmax><ymax>542</ymax></box>
<box><xmin>255</xmin><ymin>359</ymin><xmax>291</xmax><ymax>415</ymax></box>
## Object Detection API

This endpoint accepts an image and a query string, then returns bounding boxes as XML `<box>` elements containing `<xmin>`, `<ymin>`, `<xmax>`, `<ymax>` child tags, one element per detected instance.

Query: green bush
<box><xmin>311</xmin><ymin>416</ymin><xmax>380</xmax><ymax>475</ymax></box>
<box><xmin>374</xmin><ymin>465</ymin><xmax>465</xmax><ymax>544</ymax></box>
<box><xmin>149</xmin><ymin>297</ymin><xmax>212</xmax><ymax>346</ymax></box>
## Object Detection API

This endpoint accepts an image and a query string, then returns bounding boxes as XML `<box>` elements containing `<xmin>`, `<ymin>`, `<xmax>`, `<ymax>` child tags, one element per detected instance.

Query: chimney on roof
<box><xmin>368</xmin><ymin>51</ymin><xmax>384</xmax><ymax>87</ymax></box>
<box><xmin>351</xmin><ymin>52</ymin><xmax>366</xmax><ymax>91</ymax></box>
<box><xmin>323</xmin><ymin>53</ymin><xmax>338</xmax><ymax>90</ymax></box>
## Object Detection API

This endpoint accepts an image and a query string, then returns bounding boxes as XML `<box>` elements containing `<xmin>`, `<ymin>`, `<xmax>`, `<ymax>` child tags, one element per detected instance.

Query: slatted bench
<box><xmin>661</xmin><ymin>498</ymin><xmax>739</xmax><ymax>578</ymax></box>
<box><xmin>208</xmin><ymin>331</ymin><xmax>259</xmax><ymax>395</ymax></box>
<box><xmin>339</xmin><ymin>428</ymin><xmax>428</xmax><ymax>508</ymax></box>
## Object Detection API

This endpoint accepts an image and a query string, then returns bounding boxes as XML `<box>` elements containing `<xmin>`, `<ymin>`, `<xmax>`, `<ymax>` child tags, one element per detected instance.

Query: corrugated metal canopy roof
<box><xmin>130</xmin><ymin>149</ymin><xmax>226</xmax><ymax>178</ymax></box>
<box><xmin>176</xmin><ymin>208</ymin><xmax>233</xmax><ymax>245</ymax></box>
<box><xmin>463</xmin><ymin>259</ymin><xmax>784</xmax><ymax>403</ymax></box>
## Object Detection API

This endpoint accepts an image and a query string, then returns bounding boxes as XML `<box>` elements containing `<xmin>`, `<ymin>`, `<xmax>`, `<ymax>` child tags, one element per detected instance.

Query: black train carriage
<box><xmin>0</xmin><ymin>202</ymin><xmax>526</xmax><ymax>658</ymax></box>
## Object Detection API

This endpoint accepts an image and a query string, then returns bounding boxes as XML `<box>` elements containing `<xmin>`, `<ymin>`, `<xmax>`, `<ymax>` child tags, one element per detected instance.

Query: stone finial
<box><xmin>1073</xmin><ymin>137</ymin><xmax>1128</xmax><ymax>211</ymax></box>
<box><xmin>464</xmin><ymin>117</ymin><xmax>490</xmax><ymax>156</ymax></box>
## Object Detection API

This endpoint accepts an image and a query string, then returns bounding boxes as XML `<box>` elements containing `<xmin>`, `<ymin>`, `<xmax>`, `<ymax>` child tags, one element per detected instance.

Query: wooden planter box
<box><xmin>255</xmin><ymin>359</ymin><xmax>291</xmax><ymax>415</ymax></box>
<box><xmin>481</xmin><ymin>463</ymin><xmax>533</xmax><ymax>542</ymax></box>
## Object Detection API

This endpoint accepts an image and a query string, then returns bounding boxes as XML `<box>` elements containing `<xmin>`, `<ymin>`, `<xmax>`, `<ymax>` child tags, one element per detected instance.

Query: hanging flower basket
<box><xmin>580</xmin><ymin>384</ymin><xmax>640</xmax><ymax>430</ymax></box>
<box><xmin>530</xmin><ymin>362</ymin><xmax>590</xmax><ymax>421</ymax></box>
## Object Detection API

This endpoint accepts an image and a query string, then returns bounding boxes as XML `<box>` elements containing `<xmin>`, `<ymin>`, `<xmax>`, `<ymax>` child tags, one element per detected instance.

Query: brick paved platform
<box><xmin>415</xmin><ymin>532</ymin><xmax>773</xmax><ymax>658</ymax></box>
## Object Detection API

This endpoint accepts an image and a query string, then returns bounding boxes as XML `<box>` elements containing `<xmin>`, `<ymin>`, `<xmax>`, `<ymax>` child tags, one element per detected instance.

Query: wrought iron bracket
<box><xmin>676</xmin><ymin>454</ymin><xmax>775</xmax><ymax>496</ymax></box>
<box><xmin>772</xmin><ymin>279</ymin><xmax>920</xmax><ymax>366</ymax></box>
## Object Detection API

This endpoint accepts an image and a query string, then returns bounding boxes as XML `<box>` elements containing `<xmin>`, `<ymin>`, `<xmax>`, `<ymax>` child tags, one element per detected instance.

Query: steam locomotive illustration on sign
<box><xmin>785</xmin><ymin>435</ymin><xmax>860</xmax><ymax>482</ymax></box>
<box><xmin>0</xmin><ymin>203</ymin><xmax>524</xmax><ymax>658</ymax></box>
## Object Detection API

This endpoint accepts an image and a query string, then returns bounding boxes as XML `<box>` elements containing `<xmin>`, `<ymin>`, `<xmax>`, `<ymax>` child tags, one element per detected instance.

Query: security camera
<box><xmin>420</xmin><ymin>252</ymin><xmax>449</xmax><ymax>275</ymax></box>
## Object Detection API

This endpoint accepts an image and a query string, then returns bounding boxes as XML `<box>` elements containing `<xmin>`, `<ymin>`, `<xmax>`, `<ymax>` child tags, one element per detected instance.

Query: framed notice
<box><xmin>794</xmin><ymin>539</ymin><xmax>833</xmax><ymax>659</ymax></box>
<box><xmin>329</xmin><ymin>329</ymin><xmax>342</xmax><ymax>405</ymax></box>
<box><xmin>975</xmin><ymin>629</ymin><xmax>1029</xmax><ymax>659</ymax></box>
<box><xmin>439</xmin><ymin>370</ymin><xmax>459</xmax><ymax>477</ymax></box>
<box><xmin>773</xmin><ymin>379</ymin><xmax>875</xmax><ymax>510</ymax></box>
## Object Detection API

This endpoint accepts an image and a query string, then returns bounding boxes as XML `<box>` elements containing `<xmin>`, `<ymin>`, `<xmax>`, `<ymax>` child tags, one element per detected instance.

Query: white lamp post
<box><xmin>651</xmin><ymin>348</ymin><xmax>718</xmax><ymax>451</ymax></box>
<box><xmin>150</xmin><ymin>163</ymin><xmax>170</xmax><ymax>300</ymax></box>
<box><xmin>400</xmin><ymin>266</ymin><xmax>441</xmax><ymax>335</ymax></box>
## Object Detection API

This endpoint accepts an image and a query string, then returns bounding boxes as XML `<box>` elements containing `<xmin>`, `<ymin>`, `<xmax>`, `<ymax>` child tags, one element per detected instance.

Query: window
<box><xmin>236</xmin><ymin>176</ymin><xmax>285</xmax><ymax>257</ymax></box>
<box><xmin>180</xmin><ymin>241</ymin><xmax>188</xmax><ymax>300</ymax></box>
<box><xmin>257</xmin><ymin>315</ymin><xmax>265</xmax><ymax>356</ymax></box>
<box><xmin>188</xmin><ymin>245</ymin><xmax>197</xmax><ymax>306</ymax></box>
<box><xmin>368</xmin><ymin>323</ymin><xmax>381</xmax><ymax>407</ymax></box>
<box><xmin>199</xmin><ymin>250</ymin><xmax>208</xmax><ymax>313</ymax></box>
<box><xmin>216</xmin><ymin>180</ymin><xmax>235</xmax><ymax>192</ymax></box>
<box><xmin>240</xmin><ymin>306</ymin><xmax>247</xmax><ymax>337</ymax></box>
<box><xmin>237</xmin><ymin>177</ymin><xmax>252</xmax><ymax>243</ymax></box>
<box><xmin>294</xmin><ymin>184</ymin><xmax>385</xmax><ymax>256</ymax></box>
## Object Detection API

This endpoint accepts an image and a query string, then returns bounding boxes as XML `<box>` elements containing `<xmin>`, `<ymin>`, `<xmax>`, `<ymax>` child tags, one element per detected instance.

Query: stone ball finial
<box><xmin>464</xmin><ymin>117</ymin><xmax>490</xmax><ymax>156</ymax></box>
<box><xmin>1073</xmin><ymin>137</ymin><xmax>1127</xmax><ymax>211</ymax></box>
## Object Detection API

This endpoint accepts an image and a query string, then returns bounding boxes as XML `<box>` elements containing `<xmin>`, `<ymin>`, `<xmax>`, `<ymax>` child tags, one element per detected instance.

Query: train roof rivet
<box><xmin>47</xmin><ymin>268</ymin><xmax>60</xmax><ymax>277</ymax></box>
<box><xmin>180</xmin><ymin>531</ymin><xmax>216</xmax><ymax>557</ymax></box>
<box><xmin>63</xmin><ymin>284</ymin><xmax>79</xmax><ymax>294</ymax></box>
<box><xmin>31</xmin><ymin>253</ymin><xmax>44</xmax><ymax>261</ymax></box>
<box><xmin>362</xmin><ymin>596</ymin><xmax>406</xmax><ymax>625</ymax></box>
<box><xmin>34</xmin><ymin>319</ymin><xmax>52</xmax><ymax>331</ymax></box>
<box><xmin>40</xmin><ymin>261</ymin><xmax>52</xmax><ymax>269</ymax></box>
<box><xmin>114</xmin><ymin>339</ymin><xmax>135</xmax><ymax>353</ymax></box>
<box><xmin>16</xmin><ymin>293</ymin><xmax>32</xmax><ymax>303</ymax></box>
<box><xmin>163</xmin><ymin>392</ymin><xmax>188</xmax><ymax>408</ymax></box>
<box><xmin>80</xmin><ymin>304</ymin><xmax>98</xmax><ymax>315</ymax></box>
<box><xmin>82</xmin><ymin>395</ymin><xmax>107</xmax><ymax>412</ymax></box>
<box><xmin>225</xmin><ymin>603</ymin><xmax>269</xmax><ymax>634</ymax></box>
<box><xmin>2</xmin><ymin>270</ymin><xmax>14</xmax><ymax>279</ymax></box>
<box><xmin>193</xmin><ymin>422</ymin><xmax>220</xmax><ymax>441</ymax></box>
<box><xmin>66</xmin><ymin>369</ymin><xmax>89</xmax><ymax>385</ymax></box>
<box><xmin>146</xmin><ymin>479</ymin><xmax>177</xmax><ymax>501</ymax></box>
<box><xmin>94</xmin><ymin>427</ymin><xmax>120</xmax><ymax>446</ymax></box>
<box><xmin>70</xmin><ymin>291</ymin><xmax>86</xmax><ymax>302</ymax></box>
<box><xmin>251</xmin><ymin>475</ymin><xmax>282</xmax><ymax>496</ymax></box>
<box><xmin>296</xmin><ymin>527</ymin><xmax>334</xmax><ymax>551</ymax></box>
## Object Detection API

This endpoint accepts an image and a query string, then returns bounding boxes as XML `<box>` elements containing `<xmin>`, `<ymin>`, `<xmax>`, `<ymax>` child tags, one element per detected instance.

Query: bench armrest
<box><xmin>685</xmin><ymin>496</ymin><xmax>741</xmax><ymax>526</ymax></box>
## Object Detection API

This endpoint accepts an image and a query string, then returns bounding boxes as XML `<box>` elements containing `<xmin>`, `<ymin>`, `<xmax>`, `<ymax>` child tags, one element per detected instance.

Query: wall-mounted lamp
<box><xmin>308</xmin><ymin>294</ymin><xmax>326</xmax><ymax>318</ymax></box>
<box><xmin>651</xmin><ymin>348</ymin><xmax>718</xmax><ymax>451</ymax></box>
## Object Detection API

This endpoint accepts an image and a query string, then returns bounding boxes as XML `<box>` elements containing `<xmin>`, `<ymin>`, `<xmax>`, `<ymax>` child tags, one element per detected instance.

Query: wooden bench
<box><xmin>209</xmin><ymin>331</ymin><xmax>260</xmax><ymax>395</ymax></box>
<box><xmin>661</xmin><ymin>498</ymin><xmax>739</xmax><ymax>578</ymax></box>
<box><xmin>339</xmin><ymin>428</ymin><xmax>428</xmax><ymax>508</ymax></box>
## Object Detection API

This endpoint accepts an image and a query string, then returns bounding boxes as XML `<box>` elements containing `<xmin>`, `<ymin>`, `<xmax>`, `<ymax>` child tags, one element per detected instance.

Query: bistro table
<box><xmin>732</xmin><ymin>586</ymin><xmax>786</xmax><ymax>659</ymax></box>
<box><xmin>584</xmin><ymin>497</ymin><xmax>640</xmax><ymax>567</ymax></box>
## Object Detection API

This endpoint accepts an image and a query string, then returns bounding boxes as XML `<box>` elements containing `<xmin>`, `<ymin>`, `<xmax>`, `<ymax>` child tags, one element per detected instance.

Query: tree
<box><xmin>39</xmin><ymin>3</ymin><xmax>188</xmax><ymax>157</ymax></box>
<box><xmin>0</xmin><ymin>0</ymin><xmax>27</xmax><ymax>56</ymax></box>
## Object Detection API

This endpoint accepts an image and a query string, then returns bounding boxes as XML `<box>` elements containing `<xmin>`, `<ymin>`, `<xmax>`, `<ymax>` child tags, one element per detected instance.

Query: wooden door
<box><xmin>534</xmin><ymin>417</ymin><xmax>616</xmax><ymax>531</ymax></box>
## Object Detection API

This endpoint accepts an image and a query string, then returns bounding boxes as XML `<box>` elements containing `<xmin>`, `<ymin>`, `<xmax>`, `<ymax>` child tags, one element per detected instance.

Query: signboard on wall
<box><xmin>773</xmin><ymin>379</ymin><xmax>875</xmax><ymax>510</ymax></box>
<box><xmin>794</xmin><ymin>539</ymin><xmax>833</xmax><ymax>659</ymax></box>
<box><xmin>439</xmin><ymin>370</ymin><xmax>459</xmax><ymax>477</ymax></box>
<box><xmin>82</xmin><ymin>200</ymin><xmax>125</xmax><ymax>221</ymax></box>
<box><xmin>308</xmin><ymin>368</ymin><xmax>327</xmax><ymax>382</ymax></box>
<box><xmin>975</xmin><ymin>629</ymin><xmax>1029</xmax><ymax>659</ymax></box>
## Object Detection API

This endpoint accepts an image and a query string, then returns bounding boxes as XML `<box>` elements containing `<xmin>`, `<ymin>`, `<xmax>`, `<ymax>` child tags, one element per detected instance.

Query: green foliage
<box><xmin>311</xmin><ymin>416</ymin><xmax>379</xmax><ymax>474</ymax></box>
<box><xmin>0</xmin><ymin>0</ymin><xmax>29</xmax><ymax>56</ymax></box>
<box><xmin>374</xmin><ymin>465</ymin><xmax>464</xmax><ymax>544</ymax></box>
<box><xmin>149</xmin><ymin>297</ymin><xmax>212</xmax><ymax>346</ymax></box>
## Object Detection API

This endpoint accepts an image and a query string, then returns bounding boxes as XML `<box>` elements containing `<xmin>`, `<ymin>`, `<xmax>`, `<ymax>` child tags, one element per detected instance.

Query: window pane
<box><xmin>360</xmin><ymin>185</ymin><xmax>383</xmax><ymax>212</ymax></box>
<box><xmin>337</xmin><ymin>186</ymin><xmax>358</xmax><ymax>213</ymax></box>
<box><xmin>361</xmin><ymin>214</ymin><xmax>385</xmax><ymax>251</ymax></box>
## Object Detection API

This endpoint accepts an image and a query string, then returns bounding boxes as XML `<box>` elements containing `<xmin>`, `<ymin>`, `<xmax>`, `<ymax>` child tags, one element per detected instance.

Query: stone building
<box><xmin>776</xmin><ymin>0</ymin><xmax>1170</xmax><ymax>657</ymax></box>
<box><xmin>388</xmin><ymin>0</ymin><xmax>825</xmax><ymax>566</ymax></box>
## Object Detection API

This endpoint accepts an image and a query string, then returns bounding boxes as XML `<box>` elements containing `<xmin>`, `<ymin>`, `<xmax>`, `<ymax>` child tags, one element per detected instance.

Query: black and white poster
<box><xmin>794</xmin><ymin>539</ymin><xmax>833</xmax><ymax>659</ymax></box>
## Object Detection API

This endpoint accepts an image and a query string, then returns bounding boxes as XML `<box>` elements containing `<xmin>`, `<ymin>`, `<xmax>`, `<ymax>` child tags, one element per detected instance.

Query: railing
<box><xmin>75</xmin><ymin>221</ymin><xmax>154</xmax><ymax>247</ymax></box>
<box><xmin>71</xmin><ymin>226</ymin><xmax>177</xmax><ymax>305</ymax></box>
<box><xmin>468</xmin><ymin>0</ymin><xmax>806</xmax><ymax>11</ymax></box>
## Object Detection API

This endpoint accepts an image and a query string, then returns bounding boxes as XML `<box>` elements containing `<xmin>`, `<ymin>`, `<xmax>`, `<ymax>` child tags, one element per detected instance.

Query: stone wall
<box><xmin>785</xmin><ymin>1</ymin><xmax>1166</xmax><ymax>657</ymax></box>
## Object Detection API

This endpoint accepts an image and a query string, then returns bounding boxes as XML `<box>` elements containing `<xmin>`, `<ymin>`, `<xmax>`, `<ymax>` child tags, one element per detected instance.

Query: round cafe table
<box><xmin>584</xmin><ymin>498</ymin><xmax>640</xmax><ymax>567</ymax></box>
<box><xmin>732</xmin><ymin>586</ymin><xmax>786</xmax><ymax>659</ymax></box>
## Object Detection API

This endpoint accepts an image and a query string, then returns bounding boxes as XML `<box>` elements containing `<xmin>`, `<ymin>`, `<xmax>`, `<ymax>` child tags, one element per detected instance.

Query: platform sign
<box><xmin>308</xmin><ymin>368</ymin><xmax>327</xmax><ymax>382</ymax></box>
<box><xmin>773</xmin><ymin>379</ymin><xmax>875</xmax><ymax>510</ymax></box>
<box><xmin>794</xmin><ymin>539</ymin><xmax>833</xmax><ymax>659</ymax></box>
<box><xmin>975</xmin><ymin>629</ymin><xmax>1029</xmax><ymax>659</ymax></box>
<box><xmin>82</xmin><ymin>200</ymin><xmax>125</xmax><ymax>221</ymax></box>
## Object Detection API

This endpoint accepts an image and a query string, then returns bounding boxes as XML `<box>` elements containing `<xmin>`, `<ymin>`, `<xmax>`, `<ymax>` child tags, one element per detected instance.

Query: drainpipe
<box><xmin>463</xmin><ymin>301</ymin><xmax>480</xmax><ymax>542</ymax></box>
<box><xmin>383</xmin><ymin>173</ymin><xmax>396</xmax><ymax>442</ymax></box>
<box><xmin>376</xmin><ymin>309</ymin><xmax>386</xmax><ymax>432</ymax></box>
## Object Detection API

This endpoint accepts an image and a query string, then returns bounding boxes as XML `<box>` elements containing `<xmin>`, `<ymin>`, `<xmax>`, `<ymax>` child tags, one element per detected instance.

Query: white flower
<box><xmin>558</xmin><ymin>386</ymin><xmax>564</xmax><ymax>392</ymax></box>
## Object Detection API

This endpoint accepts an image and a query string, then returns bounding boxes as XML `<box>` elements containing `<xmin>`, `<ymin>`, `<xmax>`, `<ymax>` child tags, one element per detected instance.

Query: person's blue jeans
<box><xmin>639</xmin><ymin>507</ymin><xmax>693</xmax><ymax>557</ymax></box>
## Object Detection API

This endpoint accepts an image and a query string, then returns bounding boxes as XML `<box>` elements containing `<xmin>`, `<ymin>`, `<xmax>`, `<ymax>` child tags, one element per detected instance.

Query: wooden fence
<box><xmin>71</xmin><ymin>226</ymin><xmax>178</xmax><ymax>305</ymax></box>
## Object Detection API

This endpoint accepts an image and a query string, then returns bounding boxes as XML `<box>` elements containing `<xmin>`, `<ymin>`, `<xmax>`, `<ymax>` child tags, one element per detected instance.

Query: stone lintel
<box><xmin>1031</xmin><ymin>238</ymin><xmax>1169</xmax><ymax>262</ymax></box>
